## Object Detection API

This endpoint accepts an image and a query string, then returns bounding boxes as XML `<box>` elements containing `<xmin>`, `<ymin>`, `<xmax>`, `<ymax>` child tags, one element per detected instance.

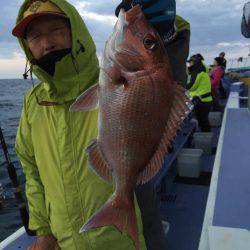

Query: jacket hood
<box><xmin>16</xmin><ymin>0</ymin><xmax>99</xmax><ymax>103</ymax></box>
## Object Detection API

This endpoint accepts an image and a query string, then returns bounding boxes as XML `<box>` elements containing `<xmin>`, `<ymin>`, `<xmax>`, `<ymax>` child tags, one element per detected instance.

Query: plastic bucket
<box><xmin>193</xmin><ymin>132</ymin><xmax>213</xmax><ymax>155</ymax></box>
<box><xmin>177</xmin><ymin>148</ymin><xmax>203</xmax><ymax>178</ymax></box>
<box><xmin>162</xmin><ymin>220</ymin><xmax>170</xmax><ymax>236</ymax></box>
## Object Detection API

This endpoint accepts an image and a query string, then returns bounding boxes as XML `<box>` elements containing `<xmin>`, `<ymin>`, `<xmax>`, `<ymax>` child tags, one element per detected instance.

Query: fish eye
<box><xmin>143</xmin><ymin>35</ymin><xmax>157</xmax><ymax>50</ymax></box>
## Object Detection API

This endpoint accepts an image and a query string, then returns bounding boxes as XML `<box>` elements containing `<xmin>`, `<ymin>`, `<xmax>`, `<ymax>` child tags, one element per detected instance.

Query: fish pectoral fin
<box><xmin>137</xmin><ymin>84</ymin><xmax>192</xmax><ymax>185</ymax></box>
<box><xmin>86</xmin><ymin>139</ymin><xmax>113</xmax><ymax>182</ymax></box>
<box><xmin>70</xmin><ymin>83</ymin><xmax>99</xmax><ymax>112</ymax></box>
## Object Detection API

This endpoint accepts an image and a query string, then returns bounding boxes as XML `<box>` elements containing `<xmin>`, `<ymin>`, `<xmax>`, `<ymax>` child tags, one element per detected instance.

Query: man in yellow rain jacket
<box><xmin>12</xmin><ymin>0</ymin><xmax>182</xmax><ymax>249</ymax></box>
<box><xmin>13</xmin><ymin>0</ymin><xmax>149</xmax><ymax>249</ymax></box>
<box><xmin>187</xmin><ymin>55</ymin><xmax>213</xmax><ymax>132</ymax></box>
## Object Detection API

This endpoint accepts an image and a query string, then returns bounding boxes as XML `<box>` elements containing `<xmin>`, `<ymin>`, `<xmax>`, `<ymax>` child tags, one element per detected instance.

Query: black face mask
<box><xmin>32</xmin><ymin>48</ymin><xmax>71</xmax><ymax>76</ymax></box>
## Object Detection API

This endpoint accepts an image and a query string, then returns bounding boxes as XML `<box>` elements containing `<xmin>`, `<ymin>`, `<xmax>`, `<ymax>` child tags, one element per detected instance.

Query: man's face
<box><xmin>26</xmin><ymin>15</ymin><xmax>72</xmax><ymax>60</ymax></box>
<box><xmin>188</xmin><ymin>60</ymin><xmax>194</xmax><ymax>67</ymax></box>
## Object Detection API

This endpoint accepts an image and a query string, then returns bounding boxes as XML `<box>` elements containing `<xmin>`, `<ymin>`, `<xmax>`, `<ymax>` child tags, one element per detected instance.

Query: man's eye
<box><xmin>28</xmin><ymin>34</ymin><xmax>40</xmax><ymax>42</ymax></box>
<box><xmin>51</xmin><ymin>26</ymin><xmax>64</xmax><ymax>32</ymax></box>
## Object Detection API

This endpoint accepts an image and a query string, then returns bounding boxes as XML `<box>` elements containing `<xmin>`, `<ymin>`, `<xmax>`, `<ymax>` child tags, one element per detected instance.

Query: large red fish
<box><xmin>71</xmin><ymin>5</ymin><xmax>192</xmax><ymax>250</ymax></box>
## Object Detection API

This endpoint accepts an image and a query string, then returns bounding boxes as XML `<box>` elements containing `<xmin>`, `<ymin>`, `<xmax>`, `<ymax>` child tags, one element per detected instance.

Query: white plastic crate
<box><xmin>177</xmin><ymin>148</ymin><xmax>203</xmax><ymax>178</ymax></box>
<box><xmin>193</xmin><ymin>132</ymin><xmax>213</xmax><ymax>155</ymax></box>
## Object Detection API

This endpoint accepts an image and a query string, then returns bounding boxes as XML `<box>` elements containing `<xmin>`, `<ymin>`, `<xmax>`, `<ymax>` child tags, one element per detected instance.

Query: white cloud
<box><xmin>75</xmin><ymin>0</ymin><xmax>116</xmax><ymax>24</ymax></box>
<box><xmin>77</xmin><ymin>1</ymin><xmax>91</xmax><ymax>9</ymax></box>
<box><xmin>0</xmin><ymin>53</ymin><xmax>26</xmax><ymax>79</ymax></box>
<box><xmin>217</xmin><ymin>41</ymin><xmax>250</xmax><ymax>47</ymax></box>
<box><xmin>1</xmin><ymin>0</ymin><xmax>250</xmax><ymax>78</ymax></box>
<box><xmin>79</xmin><ymin>10</ymin><xmax>116</xmax><ymax>25</ymax></box>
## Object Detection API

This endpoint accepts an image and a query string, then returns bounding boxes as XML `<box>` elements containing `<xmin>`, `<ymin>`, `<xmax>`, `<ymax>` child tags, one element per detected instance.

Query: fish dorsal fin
<box><xmin>70</xmin><ymin>84</ymin><xmax>99</xmax><ymax>112</ymax></box>
<box><xmin>86</xmin><ymin>139</ymin><xmax>113</xmax><ymax>182</ymax></box>
<box><xmin>136</xmin><ymin>84</ymin><xmax>192</xmax><ymax>185</ymax></box>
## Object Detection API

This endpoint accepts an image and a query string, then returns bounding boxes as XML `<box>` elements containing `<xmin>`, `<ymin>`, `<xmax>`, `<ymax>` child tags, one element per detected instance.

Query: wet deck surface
<box><xmin>158</xmin><ymin>127</ymin><xmax>220</xmax><ymax>250</ymax></box>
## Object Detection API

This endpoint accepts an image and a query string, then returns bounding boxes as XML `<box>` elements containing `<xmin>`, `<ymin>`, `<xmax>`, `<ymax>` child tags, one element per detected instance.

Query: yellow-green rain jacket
<box><xmin>202</xmin><ymin>61</ymin><xmax>209</xmax><ymax>73</ymax></box>
<box><xmin>175</xmin><ymin>15</ymin><xmax>190</xmax><ymax>32</ymax></box>
<box><xmin>15</xmin><ymin>0</ymin><xmax>146</xmax><ymax>249</ymax></box>
<box><xmin>187</xmin><ymin>72</ymin><xmax>213</xmax><ymax>103</ymax></box>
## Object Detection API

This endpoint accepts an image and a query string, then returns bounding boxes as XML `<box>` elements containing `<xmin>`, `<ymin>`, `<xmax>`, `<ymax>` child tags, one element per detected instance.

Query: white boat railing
<box><xmin>198</xmin><ymin>90</ymin><xmax>250</xmax><ymax>250</ymax></box>
<box><xmin>0</xmin><ymin>227</ymin><xmax>26</xmax><ymax>249</ymax></box>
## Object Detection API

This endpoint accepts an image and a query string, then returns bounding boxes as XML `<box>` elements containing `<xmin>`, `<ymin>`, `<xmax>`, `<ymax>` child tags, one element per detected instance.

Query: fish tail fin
<box><xmin>79</xmin><ymin>195</ymin><xmax>139</xmax><ymax>250</ymax></box>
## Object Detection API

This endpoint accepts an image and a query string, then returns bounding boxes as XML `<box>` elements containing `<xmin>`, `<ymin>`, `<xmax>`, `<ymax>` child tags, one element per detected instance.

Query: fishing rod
<box><xmin>0</xmin><ymin>126</ymin><xmax>36</xmax><ymax>236</ymax></box>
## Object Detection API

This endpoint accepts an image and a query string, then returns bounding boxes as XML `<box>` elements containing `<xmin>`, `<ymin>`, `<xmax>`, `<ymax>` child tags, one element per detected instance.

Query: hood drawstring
<box><xmin>22</xmin><ymin>59</ymin><xmax>35</xmax><ymax>90</ymax></box>
<box><xmin>23</xmin><ymin>59</ymin><xmax>31</xmax><ymax>80</ymax></box>
<box><xmin>76</xmin><ymin>40</ymin><xmax>85</xmax><ymax>55</ymax></box>
<box><xmin>71</xmin><ymin>52</ymin><xmax>79</xmax><ymax>74</ymax></box>
<box><xmin>74</xmin><ymin>40</ymin><xmax>86</xmax><ymax>75</ymax></box>
<box><xmin>22</xmin><ymin>59</ymin><xmax>36</xmax><ymax>95</ymax></box>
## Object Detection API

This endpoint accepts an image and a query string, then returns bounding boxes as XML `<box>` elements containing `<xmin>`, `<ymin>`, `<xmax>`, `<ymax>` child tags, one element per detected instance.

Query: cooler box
<box><xmin>193</xmin><ymin>132</ymin><xmax>213</xmax><ymax>155</ymax></box>
<box><xmin>177</xmin><ymin>148</ymin><xmax>203</xmax><ymax>178</ymax></box>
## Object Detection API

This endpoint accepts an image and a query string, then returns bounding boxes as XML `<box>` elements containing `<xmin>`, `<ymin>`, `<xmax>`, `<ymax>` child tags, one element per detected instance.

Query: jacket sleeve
<box><xmin>15</xmin><ymin>97</ymin><xmax>52</xmax><ymax>236</ymax></box>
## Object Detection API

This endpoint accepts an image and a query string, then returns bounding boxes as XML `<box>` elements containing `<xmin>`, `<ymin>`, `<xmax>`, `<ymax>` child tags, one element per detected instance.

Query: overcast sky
<box><xmin>0</xmin><ymin>0</ymin><xmax>250</xmax><ymax>79</ymax></box>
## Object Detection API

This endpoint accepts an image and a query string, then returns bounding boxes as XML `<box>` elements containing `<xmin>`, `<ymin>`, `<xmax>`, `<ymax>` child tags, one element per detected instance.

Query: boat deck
<box><xmin>158</xmin><ymin>127</ymin><xmax>219</xmax><ymax>250</ymax></box>
<box><xmin>1</xmin><ymin>86</ymin><xmax>249</xmax><ymax>250</ymax></box>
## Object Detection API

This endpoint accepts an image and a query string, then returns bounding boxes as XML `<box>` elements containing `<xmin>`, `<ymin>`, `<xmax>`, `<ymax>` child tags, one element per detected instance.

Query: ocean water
<box><xmin>0</xmin><ymin>79</ymin><xmax>33</xmax><ymax>241</ymax></box>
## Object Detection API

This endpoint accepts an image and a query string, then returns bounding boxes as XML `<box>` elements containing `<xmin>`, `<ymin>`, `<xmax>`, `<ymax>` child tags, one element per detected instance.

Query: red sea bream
<box><xmin>70</xmin><ymin>5</ymin><xmax>192</xmax><ymax>250</ymax></box>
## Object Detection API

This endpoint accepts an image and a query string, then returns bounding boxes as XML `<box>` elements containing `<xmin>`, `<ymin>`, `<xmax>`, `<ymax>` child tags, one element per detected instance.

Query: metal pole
<box><xmin>0</xmin><ymin>126</ymin><xmax>35</xmax><ymax>236</ymax></box>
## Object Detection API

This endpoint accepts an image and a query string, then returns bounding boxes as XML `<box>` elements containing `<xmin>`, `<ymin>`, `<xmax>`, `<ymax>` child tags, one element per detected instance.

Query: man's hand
<box><xmin>192</xmin><ymin>96</ymin><xmax>202</xmax><ymax>106</ymax></box>
<box><xmin>27</xmin><ymin>235</ymin><xmax>60</xmax><ymax>250</ymax></box>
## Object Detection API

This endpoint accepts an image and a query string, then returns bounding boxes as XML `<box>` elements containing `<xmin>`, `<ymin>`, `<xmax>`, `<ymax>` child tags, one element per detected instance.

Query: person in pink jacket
<box><xmin>210</xmin><ymin>57</ymin><xmax>224</xmax><ymax>111</ymax></box>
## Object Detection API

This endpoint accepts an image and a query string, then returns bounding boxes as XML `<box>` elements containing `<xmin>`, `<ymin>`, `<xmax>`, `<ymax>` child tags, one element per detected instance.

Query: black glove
<box><xmin>192</xmin><ymin>96</ymin><xmax>202</xmax><ymax>106</ymax></box>
<box><xmin>115</xmin><ymin>0</ymin><xmax>176</xmax><ymax>43</ymax></box>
